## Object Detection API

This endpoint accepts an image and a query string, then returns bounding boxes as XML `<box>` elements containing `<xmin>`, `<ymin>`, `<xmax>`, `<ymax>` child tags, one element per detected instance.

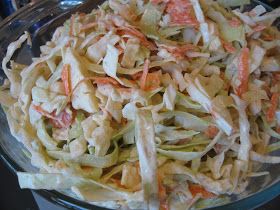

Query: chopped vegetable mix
<box><xmin>1</xmin><ymin>0</ymin><xmax>280</xmax><ymax>209</ymax></box>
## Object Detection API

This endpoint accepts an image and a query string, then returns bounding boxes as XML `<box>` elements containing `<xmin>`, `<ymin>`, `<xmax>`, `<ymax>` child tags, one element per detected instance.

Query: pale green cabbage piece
<box><xmin>155</xmin><ymin>124</ymin><xmax>200</xmax><ymax>142</ymax></box>
<box><xmin>86</xmin><ymin>33</ymin><xmax>120</xmax><ymax>63</ymax></box>
<box><xmin>81</xmin><ymin>114</ymin><xmax>113</xmax><ymax>156</ymax></box>
<box><xmin>159</xmin><ymin>111</ymin><xmax>210</xmax><ymax>132</ymax></box>
<box><xmin>232</xmin><ymin>95</ymin><xmax>251</xmax><ymax>162</ymax></box>
<box><xmin>18</xmin><ymin>171</ymin><xmax>144</xmax><ymax>204</ymax></box>
<box><xmin>37</xmin><ymin>120</ymin><xmax>58</xmax><ymax>151</ymax></box>
<box><xmin>163</xmin><ymin>84</ymin><xmax>177</xmax><ymax>111</ymax></box>
<box><xmin>185</xmin><ymin>74</ymin><xmax>234</xmax><ymax>135</ymax></box>
<box><xmin>219</xmin><ymin>24</ymin><xmax>246</xmax><ymax>45</ymax></box>
<box><xmin>176</xmin><ymin>92</ymin><xmax>202</xmax><ymax>110</ymax></box>
<box><xmin>159</xmin><ymin>26</ymin><xmax>185</xmax><ymax>38</ymax></box>
<box><xmin>103</xmin><ymin>44</ymin><xmax>122</xmax><ymax>84</ymax></box>
<box><xmin>47</xmin><ymin>141</ymin><xmax>119</xmax><ymax>168</ymax></box>
<box><xmin>112</xmin><ymin>121</ymin><xmax>134</xmax><ymax>141</ymax></box>
<box><xmin>69</xmin><ymin>111</ymin><xmax>85</xmax><ymax>140</ymax></box>
<box><xmin>157</xmin><ymin>131</ymin><xmax>223</xmax><ymax>162</ymax></box>
<box><xmin>69</xmin><ymin>137</ymin><xmax>87</xmax><ymax>158</ymax></box>
<box><xmin>1</xmin><ymin>32</ymin><xmax>29</xmax><ymax>98</ymax></box>
<box><xmin>217</xmin><ymin>0</ymin><xmax>250</xmax><ymax>7</ymax></box>
<box><xmin>135</xmin><ymin>110</ymin><xmax>159</xmax><ymax>210</ymax></box>
<box><xmin>261</xmin><ymin>116</ymin><xmax>280</xmax><ymax>140</ymax></box>
<box><xmin>121</xmin><ymin>38</ymin><xmax>140</xmax><ymax>68</ymax></box>
<box><xmin>159</xmin><ymin>138</ymin><xmax>210</xmax><ymax>150</ymax></box>
<box><xmin>65</xmin><ymin>48</ymin><xmax>99</xmax><ymax>113</ymax></box>
<box><xmin>139</xmin><ymin>3</ymin><xmax>162</xmax><ymax>40</ymax></box>
<box><xmin>267</xmin><ymin>142</ymin><xmax>280</xmax><ymax>153</ymax></box>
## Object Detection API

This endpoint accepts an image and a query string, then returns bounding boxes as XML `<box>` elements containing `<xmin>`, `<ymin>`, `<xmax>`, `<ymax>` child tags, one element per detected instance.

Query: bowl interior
<box><xmin>0</xmin><ymin>0</ymin><xmax>280</xmax><ymax>209</ymax></box>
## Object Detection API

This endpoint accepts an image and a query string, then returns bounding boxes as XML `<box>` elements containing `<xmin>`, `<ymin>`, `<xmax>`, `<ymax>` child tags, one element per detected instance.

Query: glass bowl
<box><xmin>0</xmin><ymin>0</ymin><xmax>279</xmax><ymax>209</ymax></box>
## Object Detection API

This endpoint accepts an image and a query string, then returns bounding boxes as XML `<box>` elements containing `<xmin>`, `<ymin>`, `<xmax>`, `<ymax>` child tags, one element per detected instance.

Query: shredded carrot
<box><xmin>161</xmin><ymin>44</ymin><xmax>196</xmax><ymax>59</ymax></box>
<box><xmin>158</xmin><ymin>175</ymin><xmax>167</xmax><ymax>200</ymax></box>
<box><xmin>69</xmin><ymin>15</ymin><xmax>75</xmax><ymax>36</ymax></box>
<box><xmin>222</xmin><ymin>41</ymin><xmax>236</xmax><ymax>53</ymax></box>
<box><xmin>236</xmin><ymin>48</ymin><xmax>250</xmax><ymax>97</ymax></box>
<box><xmin>93</xmin><ymin>77</ymin><xmax>121</xmax><ymax>87</ymax></box>
<box><xmin>81</xmin><ymin>166</ymin><xmax>93</xmax><ymax>171</ymax></box>
<box><xmin>204</xmin><ymin>126</ymin><xmax>219</xmax><ymax>138</ymax></box>
<box><xmin>166</xmin><ymin>0</ymin><xmax>198</xmax><ymax>27</ymax></box>
<box><xmin>33</xmin><ymin>105</ymin><xmax>57</xmax><ymax>120</ymax></box>
<box><xmin>61</xmin><ymin>64</ymin><xmax>71</xmax><ymax>96</ymax></box>
<box><xmin>140</xmin><ymin>59</ymin><xmax>150</xmax><ymax>90</ymax></box>
<box><xmin>80</xmin><ymin>22</ymin><xmax>97</xmax><ymax>31</ymax></box>
<box><xmin>266</xmin><ymin>93</ymin><xmax>279</xmax><ymax>123</ymax></box>
<box><xmin>68</xmin><ymin>76</ymin><xmax>125</xmax><ymax>101</ymax></box>
<box><xmin>229</xmin><ymin>17</ymin><xmax>242</xmax><ymax>27</ymax></box>
<box><xmin>110</xmin><ymin>178</ymin><xmax>126</xmax><ymax>189</ymax></box>
<box><xmin>132</xmin><ymin>72</ymin><xmax>143</xmax><ymax>81</ymax></box>
<box><xmin>145</xmin><ymin>72</ymin><xmax>161</xmax><ymax>91</ymax></box>
<box><xmin>262</xmin><ymin>33</ymin><xmax>274</xmax><ymax>41</ymax></box>
<box><xmin>189</xmin><ymin>184</ymin><xmax>216</xmax><ymax>199</ymax></box>
<box><xmin>32</xmin><ymin>105</ymin><xmax>66</xmax><ymax>128</ymax></box>
<box><xmin>158</xmin><ymin>174</ymin><xmax>169</xmax><ymax>210</ymax></box>
<box><xmin>118</xmin><ymin>26</ymin><xmax>156</xmax><ymax>50</ymax></box>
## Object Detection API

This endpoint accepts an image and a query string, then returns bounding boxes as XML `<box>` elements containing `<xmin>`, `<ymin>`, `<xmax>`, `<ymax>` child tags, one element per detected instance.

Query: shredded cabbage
<box><xmin>135</xmin><ymin>110</ymin><xmax>159</xmax><ymax>210</ymax></box>
<box><xmin>157</xmin><ymin>131</ymin><xmax>223</xmax><ymax>162</ymax></box>
<box><xmin>217</xmin><ymin>0</ymin><xmax>250</xmax><ymax>7</ymax></box>
<box><xmin>1</xmin><ymin>1</ymin><xmax>280</xmax><ymax>209</ymax></box>
<box><xmin>48</xmin><ymin>141</ymin><xmax>119</xmax><ymax>168</ymax></box>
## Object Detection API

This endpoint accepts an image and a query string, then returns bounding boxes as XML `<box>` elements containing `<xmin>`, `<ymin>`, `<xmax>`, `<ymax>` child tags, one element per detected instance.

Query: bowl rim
<box><xmin>0</xmin><ymin>0</ymin><xmax>280</xmax><ymax>209</ymax></box>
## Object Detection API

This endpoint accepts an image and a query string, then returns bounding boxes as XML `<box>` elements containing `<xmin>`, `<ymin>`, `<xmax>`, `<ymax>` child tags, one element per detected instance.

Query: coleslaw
<box><xmin>1</xmin><ymin>0</ymin><xmax>280</xmax><ymax>209</ymax></box>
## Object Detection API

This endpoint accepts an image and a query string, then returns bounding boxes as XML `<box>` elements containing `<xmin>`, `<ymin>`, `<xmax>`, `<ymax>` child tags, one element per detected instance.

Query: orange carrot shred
<box><xmin>140</xmin><ymin>59</ymin><xmax>150</xmax><ymax>90</ymax></box>
<box><xmin>32</xmin><ymin>105</ymin><xmax>66</xmax><ymax>128</ymax></box>
<box><xmin>158</xmin><ymin>174</ymin><xmax>169</xmax><ymax>210</ymax></box>
<box><xmin>93</xmin><ymin>77</ymin><xmax>121</xmax><ymax>87</ymax></box>
<box><xmin>166</xmin><ymin>0</ymin><xmax>198</xmax><ymax>27</ymax></box>
<box><xmin>110</xmin><ymin>178</ymin><xmax>126</xmax><ymax>189</ymax></box>
<box><xmin>145</xmin><ymin>72</ymin><xmax>161</xmax><ymax>91</ymax></box>
<box><xmin>189</xmin><ymin>184</ymin><xmax>216</xmax><ymax>199</ymax></box>
<box><xmin>261</xmin><ymin>32</ymin><xmax>274</xmax><ymax>41</ymax></box>
<box><xmin>33</xmin><ymin>105</ymin><xmax>56</xmax><ymax>120</ymax></box>
<box><xmin>161</xmin><ymin>44</ymin><xmax>196</xmax><ymax>59</ymax></box>
<box><xmin>118</xmin><ymin>26</ymin><xmax>156</xmax><ymax>50</ymax></box>
<box><xmin>80</xmin><ymin>22</ymin><xmax>97</xmax><ymax>31</ymax></box>
<box><xmin>204</xmin><ymin>126</ymin><xmax>219</xmax><ymax>138</ymax></box>
<box><xmin>266</xmin><ymin>93</ymin><xmax>279</xmax><ymax>123</ymax></box>
<box><xmin>236</xmin><ymin>48</ymin><xmax>250</xmax><ymax>97</ymax></box>
<box><xmin>61</xmin><ymin>64</ymin><xmax>71</xmax><ymax>96</ymax></box>
<box><xmin>69</xmin><ymin>15</ymin><xmax>75</xmax><ymax>36</ymax></box>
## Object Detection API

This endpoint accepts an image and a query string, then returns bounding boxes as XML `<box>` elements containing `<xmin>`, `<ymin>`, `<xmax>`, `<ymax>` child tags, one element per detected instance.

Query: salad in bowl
<box><xmin>0</xmin><ymin>0</ymin><xmax>280</xmax><ymax>209</ymax></box>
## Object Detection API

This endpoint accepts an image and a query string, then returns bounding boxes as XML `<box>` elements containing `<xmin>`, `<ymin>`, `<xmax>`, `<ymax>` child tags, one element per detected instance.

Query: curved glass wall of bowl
<box><xmin>0</xmin><ymin>0</ymin><xmax>279</xmax><ymax>209</ymax></box>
